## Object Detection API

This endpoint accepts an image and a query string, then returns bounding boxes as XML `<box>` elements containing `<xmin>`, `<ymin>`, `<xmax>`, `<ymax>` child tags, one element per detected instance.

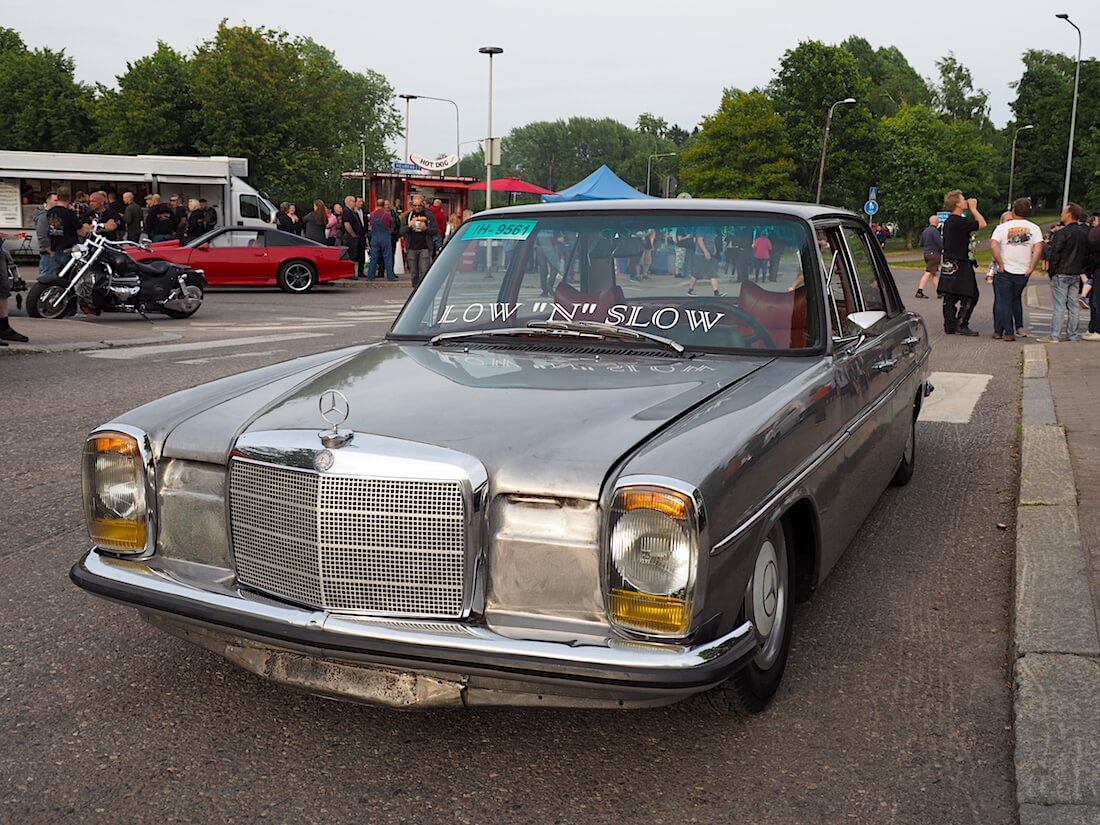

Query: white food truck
<box><xmin>0</xmin><ymin>150</ymin><xmax>279</xmax><ymax>259</ymax></box>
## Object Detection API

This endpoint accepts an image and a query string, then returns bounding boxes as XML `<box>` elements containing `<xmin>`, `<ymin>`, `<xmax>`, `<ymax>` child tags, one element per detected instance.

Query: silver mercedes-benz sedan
<box><xmin>72</xmin><ymin>200</ymin><xmax>931</xmax><ymax>712</ymax></box>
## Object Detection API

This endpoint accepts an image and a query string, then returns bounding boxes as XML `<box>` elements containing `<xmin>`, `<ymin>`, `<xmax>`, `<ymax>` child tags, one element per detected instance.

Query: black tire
<box><xmin>890</xmin><ymin>406</ymin><xmax>917</xmax><ymax>487</ymax></box>
<box><xmin>703</xmin><ymin>520</ymin><xmax>795</xmax><ymax>715</ymax></box>
<box><xmin>162</xmin><ymin>278</ymin><xmax>205</xmax><ymax>319</ymax></box>
<box><xmin>26</xmin><ymin>281</ymin><xmax>76</xmax><ymax>319</ymax></box>
<box><xmin>277</xmin><ymin>260</ymin><xmax>316</xmax><ymax>294</ymax></box>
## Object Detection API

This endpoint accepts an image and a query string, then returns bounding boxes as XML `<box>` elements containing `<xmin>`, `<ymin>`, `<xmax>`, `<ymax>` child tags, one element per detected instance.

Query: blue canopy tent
<box><xmin>540</xmin><ymin>165</ymin><xmax>654</xmax><ymax>202</ymax></box>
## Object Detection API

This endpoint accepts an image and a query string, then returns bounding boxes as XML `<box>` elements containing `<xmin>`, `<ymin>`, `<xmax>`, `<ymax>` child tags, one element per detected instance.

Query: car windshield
<box><xmin>389</xmin><ymin>211</ymin><xmax>823</xmax><ymax>353</ymax></box>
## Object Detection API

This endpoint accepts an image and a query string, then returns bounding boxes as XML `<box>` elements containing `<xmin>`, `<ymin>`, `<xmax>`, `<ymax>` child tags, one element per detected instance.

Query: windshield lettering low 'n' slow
<box><xmin>390</xmin><ymin>212</ymin><xmax>824</xmax><ymax>353</ymax></box>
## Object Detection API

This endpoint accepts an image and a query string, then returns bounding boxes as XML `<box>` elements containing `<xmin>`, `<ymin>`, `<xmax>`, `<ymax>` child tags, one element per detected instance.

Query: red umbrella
<box><xmin>467</xmin><ymin>177</ymin><xmax>556</xmax><ymax>196</ymax></box>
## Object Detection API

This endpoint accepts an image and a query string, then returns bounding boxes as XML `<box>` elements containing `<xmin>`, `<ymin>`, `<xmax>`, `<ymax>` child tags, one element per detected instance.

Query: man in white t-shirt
<box><xmin>990</xmin><ymin>197</ymin><xmax>1044</xmax><ymax>341</ymax></box>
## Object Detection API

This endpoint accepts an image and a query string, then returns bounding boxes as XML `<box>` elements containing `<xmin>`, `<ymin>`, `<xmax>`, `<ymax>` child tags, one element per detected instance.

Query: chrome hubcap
<box><xmin>285</xmin><ymin>264</ymin><xmax>313</xmax><ymax>291</ymax></box>
<box><xmin>748</xmin><ymin>530</ymin><xmax>788</xmax><ymax>669</ymax></box>
<box><xmin>40</xmin><ymin>286</ymin><xmax>68</xmax><ymax>316</ymax></box>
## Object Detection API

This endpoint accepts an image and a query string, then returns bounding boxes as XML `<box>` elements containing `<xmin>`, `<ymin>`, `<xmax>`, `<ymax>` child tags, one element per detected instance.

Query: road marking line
<box><xmin>919</xmin><ymin>371</ymin><xmax>993</xmax><ymax>423</ymax></box>
<box><xmin>177</xmin><ymin>348</ymin><xmax>287</xmax><ymax>365</ymax></box>
<box><xmin>83</xmin><ymin>332</ymin><xmax>332</xmax><ymax>360</ymax></box>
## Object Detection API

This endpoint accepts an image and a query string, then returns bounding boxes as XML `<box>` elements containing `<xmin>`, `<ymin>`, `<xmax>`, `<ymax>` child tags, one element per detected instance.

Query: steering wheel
<box><xmin>681</xmin><ymin>299</ymin><xmax>776</xmax><ymax>349</ymax></box>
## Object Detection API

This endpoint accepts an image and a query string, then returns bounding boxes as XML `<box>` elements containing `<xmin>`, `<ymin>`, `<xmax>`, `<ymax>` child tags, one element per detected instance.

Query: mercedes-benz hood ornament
<box><xmin>317</xmin><ymin>389</ymin><xmax>354</xmax><ymax>448</ymax></box>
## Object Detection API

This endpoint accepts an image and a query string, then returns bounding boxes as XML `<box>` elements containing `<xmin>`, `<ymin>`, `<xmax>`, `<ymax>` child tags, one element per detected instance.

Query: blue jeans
<box><xmin>992</xmin><ymin>272</ymin><xmax>1029</xmax><ymax>335</ymax></box>
<box><xmin>39</xmin><ymin>252</ymin><xmax>61</xmax><ymax>278</ymax></box>
<box><xmin>1049</xmin><ymin>274</ymin><xmax>1081</xmax><ymax>340</ymax></box>
<box><xmin>367</xmin><ymin>238</ymin><xmax>394</xmax><ymax>280</ymax></box>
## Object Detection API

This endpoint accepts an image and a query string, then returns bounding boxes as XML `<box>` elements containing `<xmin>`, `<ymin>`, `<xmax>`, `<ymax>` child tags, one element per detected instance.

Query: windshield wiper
<box><xmin>526</xmin><ymin>319</ymin><xmax>685</xmax><ymax>354</ymax></box>
<box><xmin>428</xmin><ymin>320</ymin><xmax>685</xmax><ymax>355</ymax></box>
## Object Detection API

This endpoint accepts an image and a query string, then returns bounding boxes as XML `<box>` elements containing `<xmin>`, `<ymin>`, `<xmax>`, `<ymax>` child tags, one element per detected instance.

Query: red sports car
<box><xmin>128</xmin><ymin>227</ymin><xmax>353</xmax><ymax>293</ymax></box>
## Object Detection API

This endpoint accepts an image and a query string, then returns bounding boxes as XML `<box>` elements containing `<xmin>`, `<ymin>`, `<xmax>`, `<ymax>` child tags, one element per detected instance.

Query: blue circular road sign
<box><xmin>864</xmin><ymin>200</ymin><xmax>879</xmax><ymax>216</ymax></box>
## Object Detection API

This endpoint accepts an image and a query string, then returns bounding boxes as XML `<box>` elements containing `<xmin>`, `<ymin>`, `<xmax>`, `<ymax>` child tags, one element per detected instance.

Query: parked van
<box><xmin>0</xmin><ymin>150</ymin><xmax>278</xmax><ymax>259</ymax></box>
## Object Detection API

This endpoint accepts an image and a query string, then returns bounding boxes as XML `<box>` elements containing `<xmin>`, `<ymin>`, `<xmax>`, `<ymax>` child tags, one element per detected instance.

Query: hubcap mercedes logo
<box><xmin>319</xmin><ymin>390</ymin><xmax>350</xmax><ymax>427</ymax></box>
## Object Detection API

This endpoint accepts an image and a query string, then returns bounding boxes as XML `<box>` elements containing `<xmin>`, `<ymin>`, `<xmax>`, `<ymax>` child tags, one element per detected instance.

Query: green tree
<box><xmin>93</xmin><ymin>43</ymin><xmax>196</xmax><ymax>155</ymax></box>
<box><xmin>0</xmin><ymin>28</ymin><xmax>92</xmax><ymax>151</ymax></box>
<box><xmin>934</xmin><ymin>53</ymin><xmax>990</xmax><ymax>126</ymax></box>
<box><xmin>841</xmin><ymin>36</ymin><xmax>933</xmax><ymax>117</ymax></box>
<box><xmin>680</xmin><ymin>90</ymin><xmax>798</xmax><ymax>200</ymax></box>
<box><xmin>187</xmin><ymin>22</ymin><xmax>399</xmax><ymax>203</ymax></box>
<box><xmin>771</xmin><ymin>41</ymin><xmax>877</xmax><ymax>207</ymax></box>
<box><xmin>877</xmin><ymin>105</ymin><xmax>994</xmax><ymax>246</ymax></box>
<box><xmin>1010</xmin><ymin>50</ymin><xmax>1100</xmax><ymax>209</ymax></box>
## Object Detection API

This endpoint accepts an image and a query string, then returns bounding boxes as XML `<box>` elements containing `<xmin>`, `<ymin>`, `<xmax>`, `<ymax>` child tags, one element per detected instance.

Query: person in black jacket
<box><xmin>1039</xmin><ymin>202</ymin><xmax>1091</xmax><ymax>343</ymax></box>
<box><xmin>1084</xmin><ymin>215</ymin><xmax>1100</xmax><ymax>340</ymax></box>
<box><xmin>184</xmin><ymin>198</ymin><xmax>211</xmax><ymax>242</ymax></box>
<box><xmin>938</xmin><ymin>189</ymin><xmax>987</xmax><ymax>336</ymax></box>
<box><xmin>169</xmin><ymin>195</ymin><xmax>188</xmax><ymax>240</ymax></box>
<box><xmin>341</xmin><ymin>195</ymin><xmax>366</xmax><ymax>278</ymax></box>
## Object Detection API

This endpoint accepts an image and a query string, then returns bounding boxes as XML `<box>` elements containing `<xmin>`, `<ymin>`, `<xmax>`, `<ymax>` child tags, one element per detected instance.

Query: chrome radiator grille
<box><xmin>229</xmin><ymin>459</ymin><xmax>468</xmax><ymax>617</ymax></box>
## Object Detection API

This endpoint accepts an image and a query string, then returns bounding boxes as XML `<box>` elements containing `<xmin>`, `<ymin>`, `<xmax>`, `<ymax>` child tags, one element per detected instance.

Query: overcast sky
<box><xmin>9</xmin><ymin>1</ymin><xmax>1098</xmax><ymax>164</ymax></box>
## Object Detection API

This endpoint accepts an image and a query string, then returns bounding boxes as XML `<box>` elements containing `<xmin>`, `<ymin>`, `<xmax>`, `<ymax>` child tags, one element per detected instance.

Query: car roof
<box><xmin>479</xmin><ymin>198</ymin><xmax>861</xmax><ymax>222</ymax></box>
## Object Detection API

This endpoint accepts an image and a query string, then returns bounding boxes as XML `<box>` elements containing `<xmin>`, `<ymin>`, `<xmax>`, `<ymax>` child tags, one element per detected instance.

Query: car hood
<box><xmin>161</xmin><ymin>343</ymin><xmax>772</xmax><ymax>500</ymax></box>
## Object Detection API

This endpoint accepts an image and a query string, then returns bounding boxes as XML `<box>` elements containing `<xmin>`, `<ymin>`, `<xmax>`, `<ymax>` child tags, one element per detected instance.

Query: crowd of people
<box><xmin>300</xmin><ymin>195</ymin><xmax>465</xmax><ymax>288</ymax></box>
<box><xmin>915</xmin><ymin>191</ymin><xmax>1100</xmax><ymax>342</ymax></box>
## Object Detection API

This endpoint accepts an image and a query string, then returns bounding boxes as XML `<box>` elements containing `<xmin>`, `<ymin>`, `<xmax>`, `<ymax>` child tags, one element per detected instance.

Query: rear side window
<box><xmin>840</xmin><ymin>225</ymin><xmax>889</xmax><ymax>314</ymax></box>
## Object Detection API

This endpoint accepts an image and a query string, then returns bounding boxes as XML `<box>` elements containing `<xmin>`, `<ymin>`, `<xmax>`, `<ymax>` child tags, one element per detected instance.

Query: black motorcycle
<box><xmin>27</xmin><ymin>225</ymin><xmax>207</xmax><ymax>320</ymax></box>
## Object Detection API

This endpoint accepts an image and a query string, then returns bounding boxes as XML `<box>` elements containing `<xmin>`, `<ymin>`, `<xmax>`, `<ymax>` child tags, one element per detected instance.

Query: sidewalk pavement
<box><xmin>0</xmin><ymin>315</ymin><xmax>181</xmax><ymax>355</ymax></box>
<box><xmin>1014</xmin><ymin>284</ymin><xmax>1100</xmax><ymax>824</ymax></box>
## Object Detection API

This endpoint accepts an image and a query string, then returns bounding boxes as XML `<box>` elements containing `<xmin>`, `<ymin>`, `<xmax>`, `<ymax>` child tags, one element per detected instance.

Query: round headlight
<box><xmin>610</xmin><ymin>508</ymin><xmax>692</xmax><ymax>596</ymax></box>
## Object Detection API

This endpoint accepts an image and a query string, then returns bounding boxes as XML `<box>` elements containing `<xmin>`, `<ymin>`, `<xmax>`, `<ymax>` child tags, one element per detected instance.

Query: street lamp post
<box><xmin>399</xmin><ymin>94</ymin><xmax>462</xmax><ymax>177</ymax></box>
<box><xmin>1008</xmin><ymin>124</ymin><xmax>1034</xmax><ymax>207</ymax></box>
<box><xmin>647</xmin><ymin>152</ymin><xmax>676</xmax><ymax>196</ymax></box>
<box><xmin>359</xmin><ymin>137</ymin><xmax>366</xmax><ymax>203</ymax></box>
<box><xmin>815</xmin><ymin>97</ymin><xmax>856</xmax><ymax>205</ymax></box>
<box><xmin>1055</xmin><ymin>13</ymin><xmax>1082</xmax><ymax>208</ymax></box>
<box><xmin>398</xmin><ymin>93</ymin><xmax>415</xmax><ymax>161</ymax></box>
<box><xmin>478</xmin><ymin>46</ymin><xmax>503</xmax><ymax>271</ymax></box>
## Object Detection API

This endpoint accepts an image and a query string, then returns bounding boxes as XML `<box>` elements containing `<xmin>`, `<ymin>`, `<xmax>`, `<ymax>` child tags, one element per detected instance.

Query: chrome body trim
<box><xmin>83</xmin><ymin>424</ymin><xmax>159</xmax><ymax>559</ymax></box>
<box><xmin>228</xmin><ymin>430</ymin><xmax>488</xmax><ymax>620</ymax></box>
<box><xmin>72</xmin><ymin>551</ymin><xmax>757</xmax><ymax>695</ymax></box>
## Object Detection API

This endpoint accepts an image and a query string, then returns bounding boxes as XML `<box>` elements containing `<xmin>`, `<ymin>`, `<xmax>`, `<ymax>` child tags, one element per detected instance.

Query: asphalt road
<box><xmin>1</xmin><ymin>273</ymin><xmax>1022</xmax><ymax>825</ymax></box>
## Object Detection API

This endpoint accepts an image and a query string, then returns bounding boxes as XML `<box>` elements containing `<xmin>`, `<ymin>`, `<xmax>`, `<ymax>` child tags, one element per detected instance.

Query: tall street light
<box><xmin>1008</xmin><ymin>124</ymin><xmax>1034</xmax><ymax>207</ymax></box>
<box><xmin>402</xmin><ymin>95</ymin><xmax>462</xmax><ymax>177</ymax></box>
<box><xmin>647</xmin><ymin>152</ymin><xmax>676</xmax><ymax>196</ymax></box>
<box><xmin>398</xmin><ymin>93</ymin><xmax>416</xmax><ymax>161</ymax></box>
<box><xmin>478</xmin><ymin>46</ymin><xmax>503</xmax><ymax>273</ymax></box>
<box><xmin>815</xmin><ymin>97</ymin><xmax>856</xmax><ymax>204</ymax></box>
<box><xmin>478</xmin><ymin>47</ymin><xmax>503</xmax><ymax>211</ymax></box>
<box><xmin>1055</xmin><ymin>13</ymin><xmax>1082</xmax><ymax>208</ymax></box>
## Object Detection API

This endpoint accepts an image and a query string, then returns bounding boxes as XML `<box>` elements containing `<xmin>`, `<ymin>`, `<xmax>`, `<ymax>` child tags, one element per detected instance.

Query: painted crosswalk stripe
<box><xmin>83</xmin><ymin>332</ymin><xmax>332</xmax><ymax>360</ymax></box>
<box><xmin>919</xmin><ymin>371</ymin><xmax>993</xmax><ymax>423</ymax></box>
<box><xmin>177</xmin><ymin>349</ymin><xmax>287</xmax><ymax>365</ymax></box>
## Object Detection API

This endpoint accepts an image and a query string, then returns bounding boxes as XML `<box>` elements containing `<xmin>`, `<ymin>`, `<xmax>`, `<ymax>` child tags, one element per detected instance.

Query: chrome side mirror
<box><xmin>846</xmin><ymin>310</ymin><xmax>887</xmax><ymax>332</ymax></box>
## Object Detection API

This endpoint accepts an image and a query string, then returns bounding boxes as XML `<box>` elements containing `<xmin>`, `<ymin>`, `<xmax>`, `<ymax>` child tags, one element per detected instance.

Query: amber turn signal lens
<box><xmin>610</xmin><ymin>589</ymin><xmax>688</xmax><ymax>635</ymax></box>
<box><xmin>620</xmin><ymin>489</ymin><xmax>689</xmax><ymax>520</ymax></box>
<box><xmin>94</xmin><ymin>436</ymin><xmax>139</xmax><ymax>457</ymax></box>
<box><xmin>89</xmin><ymin>517</ymin><xmax>146</xmax><ymax>551</ymax></box>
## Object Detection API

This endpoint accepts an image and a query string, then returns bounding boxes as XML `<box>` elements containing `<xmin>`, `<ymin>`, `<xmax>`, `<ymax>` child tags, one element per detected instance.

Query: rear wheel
<box><xmin>26</xmin><ymin>281</ymin><xmax>76</xmax><ymax>319</ymax></box>
<box><xmin>277</xmin><ymin>260</ymin><xmax>316</xmax><ymax>294</ymax></box>
<box><xmin>890</xmin><ymin>405</ymin><xmax>918</xmax><ymax>486</ymax></box>
<box><xmin>704</xmin><ymin>520</ymin><xmax>794</xmax><ymax>715</ymax></box>
<box><xmin>162</xmin><ymin>283</ymin><xmax>204</xmax><ymax>319</ymax></box>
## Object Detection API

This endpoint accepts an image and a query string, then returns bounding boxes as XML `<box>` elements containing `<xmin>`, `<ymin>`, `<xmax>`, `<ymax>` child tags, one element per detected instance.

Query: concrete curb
<box><xmin>0</xmin><ymin>333</ymin><xmax>182</xmax><ymax>355</ymax></box>
<box><xmin>328</xmin><ymin>278</ymin><xmax>412</xmax><ymax>289</ymax></box>
<box><xmin>1014</xmin><ymin>344</ymin><xmax>1100</xmax><ymax>824</ymax></box>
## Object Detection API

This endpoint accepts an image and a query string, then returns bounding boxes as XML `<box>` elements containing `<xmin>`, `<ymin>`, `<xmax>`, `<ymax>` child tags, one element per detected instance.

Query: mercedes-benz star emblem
<box><xmin>319</xmin><ymin>390</ymin><xmax>350</xmax><ymax>427</ymax></box>
<box><xmin>317</xmin><ymin>389</ymin><xmax>354</xmax><ymax>448</ymax></box>
<box><xmin>313</xmin><ymin>450</ymin><xmax>334</xmax><ymax>472</ymax></box>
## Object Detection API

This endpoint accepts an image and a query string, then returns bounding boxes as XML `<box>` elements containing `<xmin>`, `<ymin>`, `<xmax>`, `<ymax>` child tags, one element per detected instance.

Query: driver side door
<box><xmin>191</xmin><ymin>229</ymin><xmax>270</xmax><ymax>285</ymax></box>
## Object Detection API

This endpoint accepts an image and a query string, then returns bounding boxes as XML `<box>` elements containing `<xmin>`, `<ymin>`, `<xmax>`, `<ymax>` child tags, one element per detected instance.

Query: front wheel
<box><xmin>26</xmin><ymin>281</ymin><xmax>76</xmax><ymax>319</ymax></box>
<box><xmin>704</xmin><ymin>520</ymin><xmax>794</xmax><ymax>715</ymax></box>
<box><xmin>277</xmin><ymin>260</ymin><xmax>316</xmax><ymax>294</ymax></box>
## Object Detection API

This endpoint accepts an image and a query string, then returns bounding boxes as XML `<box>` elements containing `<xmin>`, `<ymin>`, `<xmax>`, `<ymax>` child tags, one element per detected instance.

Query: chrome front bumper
<box><xmin>72</xmin><ymin>550</ymin><xmax>757</xmax><ymax>709</ymax></box>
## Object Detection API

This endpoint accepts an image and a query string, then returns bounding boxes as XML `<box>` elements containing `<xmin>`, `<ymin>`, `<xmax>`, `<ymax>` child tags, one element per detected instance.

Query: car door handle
<box><xmin>902</xmin><ymin>335</ymin><xmax>921</xmax><ymax>351</ymax></box>
<box><xmin>873</xmin><ymin>358</ymin><xmax>898</xmax><ymax>373</ymax></box>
